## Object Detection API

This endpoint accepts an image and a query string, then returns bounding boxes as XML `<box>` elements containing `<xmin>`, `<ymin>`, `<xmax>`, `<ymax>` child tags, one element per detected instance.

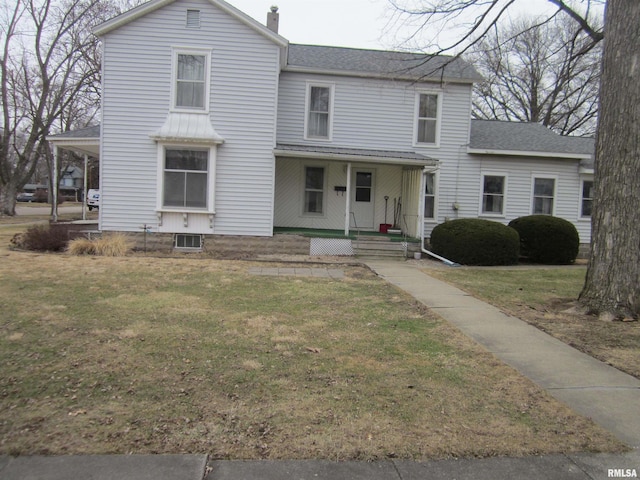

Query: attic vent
<box><xmin>186</xmin><ymin>9</ymin><xmax>200</xmax><ymax>28</ymax></box>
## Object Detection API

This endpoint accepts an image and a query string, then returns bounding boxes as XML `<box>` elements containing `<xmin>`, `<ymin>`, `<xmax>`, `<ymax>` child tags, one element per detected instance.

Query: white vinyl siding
<box><xmin>99</xmin><ymin>0</ymin><xmax>281</xmax><ymax>236</ymax></box>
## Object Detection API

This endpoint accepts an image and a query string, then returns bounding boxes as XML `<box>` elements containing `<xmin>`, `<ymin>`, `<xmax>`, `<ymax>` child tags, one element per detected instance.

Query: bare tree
<box><xmin>469</xmin><ymin>16</ymin><xmax>601</xmax><ymax>136</ymax></box>
<box><xmin>0</xmin><ymin>0</ymin><xmax>114</xmax><ymax>216</ymax></box>
<box><xmin>389</xmin><ymin>0</ymin><xmax>640</xmax><ymax>319</ymax></box>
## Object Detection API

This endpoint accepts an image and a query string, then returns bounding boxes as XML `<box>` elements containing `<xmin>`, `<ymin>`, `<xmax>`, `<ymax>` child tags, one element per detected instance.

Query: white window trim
<box><xmin>170</xmin><ymin>46</ymin><xmax>212</xmax><ymax>113</ymax></box>
<box><xmin>156</xmin><ymin>143</ymin><xmax>217</xmax><ymax>214</ymax></box>
<box><xmin>301</xmin><ymin>163</ymin><xmax>328</xmax><ymax>217</ymax></box>
<box><xmin>531</xmin><ymin>174</ymin><xmax>557</xmax><ymax>216</ymax></box>
<box><xmin>413</xmin><ymin>90</ymin><xmax>443</xmax><ymax>148</ymax></box>
<box><xmin>579</xmin><ymin>177</ymin><xmax>594</xmax><ymax>220</ymax></box>
<box><xmin>479</xmin><ymin>172</ymin><xmax>508</xmax><ymax>218</ymax></box>
<box><xmin>424</xmin><ymin>171</ymin><xmax>439</xmax><ymax>222</ymax></box>
<box><xmin>304</xmin><ymin>82</ymin><xmax>335</xmax><ymax>141</ymax></box>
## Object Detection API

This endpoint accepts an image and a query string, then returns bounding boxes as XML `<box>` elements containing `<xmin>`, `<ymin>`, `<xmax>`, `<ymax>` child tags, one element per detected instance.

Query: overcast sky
<box><xmin>229</xmin><ymin>0</ymin><xmax>561</xmax><ymax>51</ymax></box>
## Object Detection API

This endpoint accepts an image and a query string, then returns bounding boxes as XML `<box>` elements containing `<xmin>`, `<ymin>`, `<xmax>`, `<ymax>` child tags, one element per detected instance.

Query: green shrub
<box><xmin>508</xmin><ymin>215</ymin><xmax>579</xmax><ymax>264</ymax></box>
<box><xmin>430</xmin><ymin>218</ymin><xmax>520</xmax><ymax>266</ymax></box>
<box><xmin>21</xmin><ymin>224</ymin><xmax>68</xmax><ymax>252</ymax></box>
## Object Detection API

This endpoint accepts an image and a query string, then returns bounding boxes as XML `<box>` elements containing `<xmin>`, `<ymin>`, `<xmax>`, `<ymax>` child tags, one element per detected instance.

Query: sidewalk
<box><xmin>1</xmin><ymin>259</ymin><xmax>638</xmax><ymax>479</ymax></box>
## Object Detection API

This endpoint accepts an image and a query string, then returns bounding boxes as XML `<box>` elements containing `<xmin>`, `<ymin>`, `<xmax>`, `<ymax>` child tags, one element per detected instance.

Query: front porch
<box><xmin>273</xmin><ymin>144</ymin><xmax>438</xmax><ymax>240</ymax></box>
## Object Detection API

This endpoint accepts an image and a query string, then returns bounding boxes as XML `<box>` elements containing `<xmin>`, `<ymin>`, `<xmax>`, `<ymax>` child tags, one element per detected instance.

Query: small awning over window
<box><xmin>150</xmin><ymin>113</ymin><xmax>224</xmax><ymax>144</ymax></box>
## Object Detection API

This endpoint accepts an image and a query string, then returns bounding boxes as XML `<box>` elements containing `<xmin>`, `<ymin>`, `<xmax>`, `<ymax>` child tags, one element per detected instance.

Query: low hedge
<box><xmin>508</xmin><ymin>215</ymin><xmax>579</xmax><ymax>264</ymax></box>
<box><xmin>430</xmin><ymin>218</ymin><xmax>520</xmax><ymax>266</ymax></box>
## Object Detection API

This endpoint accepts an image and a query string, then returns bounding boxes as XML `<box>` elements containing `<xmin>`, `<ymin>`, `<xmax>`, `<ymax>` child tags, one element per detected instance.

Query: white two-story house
<box><xmin>49</xmin><ymin>0</ymin><xmax>594</xmax><ymax>253</ymax></box>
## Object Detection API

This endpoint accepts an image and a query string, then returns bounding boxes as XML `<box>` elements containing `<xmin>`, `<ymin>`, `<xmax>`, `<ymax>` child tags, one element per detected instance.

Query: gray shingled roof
<box><xmin>287</xmin><ymin>44</ymin><xmax>483</xmax><ymax>83</ymax></box>
<box><xmin>469</xmin><ymin>120</ymin><xmax>594</xmax><ymax>157</ymax></box>
<box><xmin>48</xmin><ymin>125</ymin><xmax>100</xmax><ymax>139</ymax></box>
<box><xmin>276</xmin><ymin>143</ymin><xmax>437</xmax><ymax>164</ymax></box>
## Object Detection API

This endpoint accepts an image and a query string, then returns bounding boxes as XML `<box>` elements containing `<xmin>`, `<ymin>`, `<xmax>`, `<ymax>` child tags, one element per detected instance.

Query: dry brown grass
<box><xmin>0</xmin><ymin>248</ymin><xmax>626</xmax><ymax>459</ymax></box>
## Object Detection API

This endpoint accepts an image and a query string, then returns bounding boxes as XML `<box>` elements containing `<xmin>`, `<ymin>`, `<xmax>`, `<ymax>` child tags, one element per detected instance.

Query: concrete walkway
<box><xmin>2</xmin><ymin>259</ymin><xmax>639</xmax><ymax>479</ymax></box>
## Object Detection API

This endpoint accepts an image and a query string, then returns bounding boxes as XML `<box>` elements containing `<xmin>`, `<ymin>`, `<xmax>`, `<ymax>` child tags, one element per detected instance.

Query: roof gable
<box><xmin>93</xmin><ymin>0</ymin><xmax>288</xmax><ymax>47</ymax></box>
<box><xmin>286</xmin><ymin>44</ymin><xmax>483</xmax><ymax>83</ymax></box>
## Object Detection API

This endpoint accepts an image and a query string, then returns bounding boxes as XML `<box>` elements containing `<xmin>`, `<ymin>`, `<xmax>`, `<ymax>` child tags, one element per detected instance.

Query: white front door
<box><xmin>351</xmin><ymin>169</ymin><xmax>375</xmax><ymax>229</ymax></box>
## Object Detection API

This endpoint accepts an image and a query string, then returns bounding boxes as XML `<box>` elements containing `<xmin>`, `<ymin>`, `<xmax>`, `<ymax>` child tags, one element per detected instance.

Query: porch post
<box><xmin>52</xmin><ymin>145</ymin><xmax>59</xmax><ymax>222</ymax></box>
<box><xmin>344</xmin><ymin>162</ymin><xmax>352</xmax><ymax>236</ymax></box>
<box><xmin>83</xmin><ymin>154</ymin><xmax>88</xmax><ymax>220</ymax></box>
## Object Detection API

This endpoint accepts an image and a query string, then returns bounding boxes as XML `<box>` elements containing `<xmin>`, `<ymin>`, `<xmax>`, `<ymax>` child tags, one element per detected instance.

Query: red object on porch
<box><xmin>379</xmin><ymin>223</ymin><xmax>392</xmax><ymax>233</ymax></box>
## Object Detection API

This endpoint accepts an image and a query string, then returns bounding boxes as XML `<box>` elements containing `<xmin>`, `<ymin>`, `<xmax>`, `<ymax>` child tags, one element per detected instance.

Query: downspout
<box><xmin>420</xmin><ymin>165</ymin><xmax>459</xmax><ymax>267</ymax></box>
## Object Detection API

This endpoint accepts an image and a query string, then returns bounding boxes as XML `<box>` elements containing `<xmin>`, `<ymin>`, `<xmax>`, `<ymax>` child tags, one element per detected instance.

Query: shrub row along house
<box><xmin>49</xmin><ymin>0</ymin><xmax>595</xmax><ymax>255</ymax></box>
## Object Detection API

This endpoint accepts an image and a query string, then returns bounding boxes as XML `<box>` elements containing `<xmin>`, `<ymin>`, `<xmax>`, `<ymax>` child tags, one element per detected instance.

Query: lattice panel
<box><xmin>310</xmin><ymin>238</ymin><xmax>354</xmax><ymax>256</ymax></box>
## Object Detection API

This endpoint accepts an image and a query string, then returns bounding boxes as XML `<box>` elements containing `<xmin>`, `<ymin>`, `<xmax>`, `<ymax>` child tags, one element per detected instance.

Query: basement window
<box><xmin>175</xmin><ymin>234</ymin><xmax>203</xmax><ymax>250</ymax></box>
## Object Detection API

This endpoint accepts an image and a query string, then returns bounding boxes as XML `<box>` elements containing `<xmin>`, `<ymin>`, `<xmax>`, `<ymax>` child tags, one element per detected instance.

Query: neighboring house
<box><xmin>48</xmin><ymin>0</ymin><xmax>594</xmax><ymax>251</ymax></box>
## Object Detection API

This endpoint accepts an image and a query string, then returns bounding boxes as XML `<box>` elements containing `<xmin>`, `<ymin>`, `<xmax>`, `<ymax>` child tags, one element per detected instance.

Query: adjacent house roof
<box><xmin>286</xmin><ymin>44</ymin><xmax>482</xmax><ymax>83</ymax></box>
<box><xmin>469</xmin><ymin>120</ymin><xmax>595</xmax><ymax>160</ymax></box>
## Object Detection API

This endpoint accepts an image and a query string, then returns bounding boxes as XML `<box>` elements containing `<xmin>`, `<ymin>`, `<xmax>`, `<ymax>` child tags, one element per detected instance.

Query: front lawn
<box><xmin>0</xmin><ymin>244</ymin><xmax>625</xmax><ymax>458</ymax></box>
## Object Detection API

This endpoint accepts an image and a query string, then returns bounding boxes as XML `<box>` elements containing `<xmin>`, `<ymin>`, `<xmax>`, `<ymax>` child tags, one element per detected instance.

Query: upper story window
<box><xmin>415</xmin><ymin>93</ymin><xmax>440</xmax><ymax>145</ymax></box>
<box><xmin>532</xmin><ymin>176</ymin><xmax>556</xmax><ymax>215</ymax></box>
<box><xmin>172</xmin><ymin>48</ymin><xmax>211</xmax><ymax>112</ymax></box>
<box><xmin>305</xmin><ymin>83</ymin><xmax>334</xmax><ymax>140</ymax></box>
<box><xmin>581</xmin><ymin>179</ymin><xmax>594</xmax><ymax>217</ymax></box>
<box><xmin>481</xmin><ymin>174</ymin><xmax>506</xmax><ymax>216</ymax></box>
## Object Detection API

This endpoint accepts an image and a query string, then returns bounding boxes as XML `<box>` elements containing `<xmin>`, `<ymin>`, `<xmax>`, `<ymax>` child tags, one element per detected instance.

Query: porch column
<box><xmin>82</xmin><ymin>154</ymin><xmax>88</xmax><ymax>220</ymax></box>
<box><xmin>52</xmin><ymin>145</ymin><xmax>58</xmax><ymax>222</ymax></box>
<box><xmin>344</xmin><ymin>162</ymin><xmax>352</xmax><ymax>236</ymax></box>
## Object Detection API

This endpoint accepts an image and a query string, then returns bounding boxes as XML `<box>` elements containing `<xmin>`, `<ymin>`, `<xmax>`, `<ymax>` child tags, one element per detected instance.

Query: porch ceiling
<box><xmin>275</xmin><ymin>143</ymin><xmax>438</xmax><ymax>167</ymax></box>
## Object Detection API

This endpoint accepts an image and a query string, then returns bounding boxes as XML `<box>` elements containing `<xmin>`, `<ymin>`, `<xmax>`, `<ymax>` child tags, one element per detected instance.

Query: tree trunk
<box><xmin>0</xmin><ymin>183</ymin><xmax>18</xmax><ymax>216</ymax></box>
<box><xmin>579</xmin><ymin>0</ymin><xmax>640</xmax><ymax>319</ymax></box>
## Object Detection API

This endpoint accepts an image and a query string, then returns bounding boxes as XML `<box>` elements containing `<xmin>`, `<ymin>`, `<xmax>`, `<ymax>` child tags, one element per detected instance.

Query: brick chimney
<box><xmin>266</xmin><ymin>6</ymin><xmax>279</xmax><ymax>33</ymax></box>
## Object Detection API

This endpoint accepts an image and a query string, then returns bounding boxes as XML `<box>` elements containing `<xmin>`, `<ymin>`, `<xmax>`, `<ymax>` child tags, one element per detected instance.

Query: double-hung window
<box><xmin>306</xmin><ymin>84</ymin><xmax>333</xmax><ymax>140</ymax></box>
<box><xmin>304</xmin><ymin>166</ymin><xmax>325</xmax><ymax>214</ymax></box>
<box><xmin>424</xmin><ymin>173</ymin><xmax>436</xmax><ymax>220</ymax></box>
<box><xmin>481</xmin><ymin>174</ymin><xmax>506</xmax><ymax>215</ymax></box>
<box><xmin>163</xmin><ymin>148</ymin><xmax>208</xmax><ymax>209</ymax></box>
<box><xmin>581</xmin><ymin>180</ymin><xmax>594</xmax><ymax>218</ymax></box>
<box><xmin>173</xmin><ymin>48</ymin><xmax>210</xmax><ymax>111</ymax></box>
<box><xmin>416</xmin><ymin>93</ymin><xmax>440</xmax><ymax>145</ymax></box>
<box><xmin>532</xmin><ymin>177</ymin><xmax>556</xmax><ymax>215</ymax></box>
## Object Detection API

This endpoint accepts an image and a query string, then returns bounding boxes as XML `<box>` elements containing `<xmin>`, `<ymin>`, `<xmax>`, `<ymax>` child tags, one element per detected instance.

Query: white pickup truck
<box><xmin>87</xmin><ymin>189</ymin><xmax>100</xmax><ymax>211</ymax></box>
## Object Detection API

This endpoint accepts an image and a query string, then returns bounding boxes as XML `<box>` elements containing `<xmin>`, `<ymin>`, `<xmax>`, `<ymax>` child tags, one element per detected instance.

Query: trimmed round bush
<box><xmin>508</xmin><ymin>215</ymin><xmax>579</xmax><ymax>264</ymax></box>
<box><xmin>430</xmin><ymin>218</ymin><xmax>520</xmax><ymax>266</ymax></box>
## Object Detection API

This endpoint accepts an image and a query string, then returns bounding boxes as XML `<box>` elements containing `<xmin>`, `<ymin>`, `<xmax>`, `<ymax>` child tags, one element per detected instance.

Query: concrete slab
<box><xmin>0</xmin><ymin>454</ymin><xmax>208</xmax><ymax>480</ymax></box>
<box><xmin>394</xmin><ymin>455</ymin><xmax>590</xmax><ymax>480</ymax></box>
<box><xmin>567</xmin><ymin>451</ymin><xmax>640</xmax><ymax>479</ymax></box>
<box><xmin>207</xmin><ymin>460</ymin><xmax>400</xmax><ymax>480</ymax></box>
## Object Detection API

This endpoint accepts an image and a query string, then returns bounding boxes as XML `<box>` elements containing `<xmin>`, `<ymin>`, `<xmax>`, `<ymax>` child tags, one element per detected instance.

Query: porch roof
<box><xmin>46</xmin><ymin>125</ymin><xmax>100</xmax><ymax>156</ymax></box>
<box><xmin>274</xmin><ymin>143</ymin><xmax>438</xmax><ymax>166</ymax></box>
